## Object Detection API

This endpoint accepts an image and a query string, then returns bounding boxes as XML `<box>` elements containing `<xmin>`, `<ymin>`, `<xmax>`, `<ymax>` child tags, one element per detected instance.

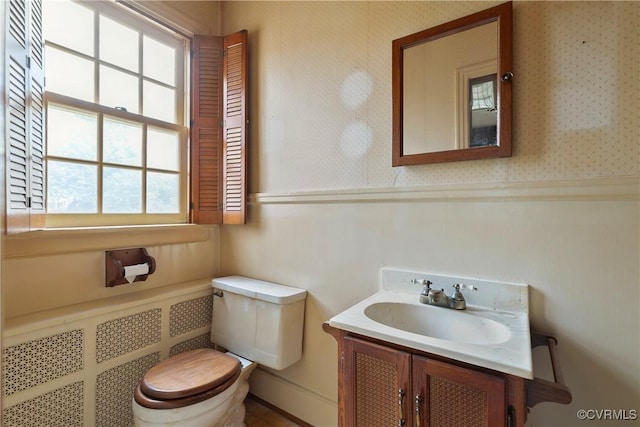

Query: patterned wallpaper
<box><xmin>222</xmin><ymin>1</ymin><xmax>639</xmax><ymax>193</ymax></box>
<box><xmin>509</xmin><ymin>2</ymin><xmax>639</xmax><ymax>182</ymax></box>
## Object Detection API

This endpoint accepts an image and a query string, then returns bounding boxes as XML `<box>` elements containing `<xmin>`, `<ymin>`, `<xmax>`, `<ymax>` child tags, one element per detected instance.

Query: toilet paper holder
<box><xmin>105</xmin><ymin>247</ymin><xmax>157</xmax><ymax>287</ymax></box>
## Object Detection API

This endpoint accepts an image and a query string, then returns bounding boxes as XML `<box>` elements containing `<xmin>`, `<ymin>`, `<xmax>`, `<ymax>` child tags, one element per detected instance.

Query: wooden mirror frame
<box><xmin>392</xmin><ymin>2</ymin><xmax>513</xmax><ymax>166</ymax></box>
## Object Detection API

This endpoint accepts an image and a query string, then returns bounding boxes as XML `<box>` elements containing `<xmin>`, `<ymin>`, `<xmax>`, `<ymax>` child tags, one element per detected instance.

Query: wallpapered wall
<box><xmin>217</xmin><ymin>2</ymin><xmax>639</xmax><ymax>426</ymax></box>
<box><xmin>221</xmin><ymin>1</ymin><xmax>638</xmax><ymax>193</ymax></box>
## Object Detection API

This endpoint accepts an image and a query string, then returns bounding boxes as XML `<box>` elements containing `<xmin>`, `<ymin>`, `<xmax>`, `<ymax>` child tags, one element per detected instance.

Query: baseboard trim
<box><xmin>249</xmin><ymin>367</ymin><xmax>338</xmax><ymax>427</ymax></box>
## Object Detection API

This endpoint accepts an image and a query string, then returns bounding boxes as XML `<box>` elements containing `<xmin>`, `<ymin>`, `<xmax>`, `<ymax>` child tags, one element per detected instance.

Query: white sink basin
<box><xmin>364</xmin><ymin>302</ymin><xmax>512</xmax><ymax>345</ymax></box>
<box><xmin>328</xmin><ymin>269</ymin><xmax>533</xmax><ymax>378</ymax></box>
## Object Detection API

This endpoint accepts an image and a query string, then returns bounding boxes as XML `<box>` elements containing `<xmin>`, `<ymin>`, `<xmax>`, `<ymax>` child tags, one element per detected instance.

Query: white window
<box><xmin>43</xmin><ymin>0</ymin><xmax>188</xmax><ymax>227</ymax></box>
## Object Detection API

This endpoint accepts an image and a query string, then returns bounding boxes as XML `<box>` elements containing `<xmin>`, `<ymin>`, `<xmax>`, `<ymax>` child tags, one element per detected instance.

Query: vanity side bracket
<box><xmin>105</xmin><ymin>247</ymin><xmax>156</xmax><ymax>287</ymax></box>
<box><xmin>322</xmin><ymin>323</ymin><xmax>348</xmax><ymax>427</ymax></box>
<box><xmin>507</xmin><ymin>375</ymin><xmax>527</xmax><ymax>426</ymax></box>
<box><xmin>322</xmin><ymin>322</ymin><xmax>347</xmax><ymax>426</ymax></box>
<box><xmin>526</xmin><ymin>331</ymin><xmax>572</xmax><ymax>408</ymax></box>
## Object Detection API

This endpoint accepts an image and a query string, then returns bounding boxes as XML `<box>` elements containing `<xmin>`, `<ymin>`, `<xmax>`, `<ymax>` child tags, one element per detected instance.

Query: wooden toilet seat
<box><xmin>134</xmin><ymin>348</ymin><xmax>242</xmax><ymax>409</ymax></box>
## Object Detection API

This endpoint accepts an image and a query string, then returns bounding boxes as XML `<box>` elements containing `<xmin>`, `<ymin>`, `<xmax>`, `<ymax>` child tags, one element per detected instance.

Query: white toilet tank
<box><xmin>211</xmin><ymin>276</ymin><xmax>307</xmax><ymax>370</ymax></box>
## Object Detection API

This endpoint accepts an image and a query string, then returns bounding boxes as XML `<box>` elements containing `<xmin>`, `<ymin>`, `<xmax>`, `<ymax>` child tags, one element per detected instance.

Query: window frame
<box><xmin>43</xmin><ymin>0</ymin><xmax>189</xmax><ymax>227</ymax></box>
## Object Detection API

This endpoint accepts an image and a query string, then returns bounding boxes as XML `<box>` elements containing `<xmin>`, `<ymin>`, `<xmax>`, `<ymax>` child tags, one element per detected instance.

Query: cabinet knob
<box><xmin>415</xmin><ymin>394</ymin><xmax>422</xmax><ymax>427</ymax></box>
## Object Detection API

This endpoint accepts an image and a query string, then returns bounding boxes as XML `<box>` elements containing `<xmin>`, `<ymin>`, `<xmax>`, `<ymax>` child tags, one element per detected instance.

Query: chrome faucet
<box><xmin>414</xmin><ymin>279</ymin><xmax>477</xmax><ymax>310</ymax></box>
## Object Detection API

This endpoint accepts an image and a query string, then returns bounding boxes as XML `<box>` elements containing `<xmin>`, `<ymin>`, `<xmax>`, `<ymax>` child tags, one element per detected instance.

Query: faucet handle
<box><xmin>451</xmin><ymin>283</ymin><xmax>477</xmax><ymax>302</ymax></box>
<box><xmin>447</xmin><ymin>283</ymin><xmax>477</xmax><ymax>309</ymax></box>
<box><xmin>411</xmin><ymin>279</ymin><xmax>433</xmax><ymax>295</ymax></box>
<box><xmin>415</xmin><ymin>280</ymin><xmax>433</xmax><ymax>303</ymax></box>
<box><xmin>412</xmin><ymin>279</ymin><xmax>432</xmax><ymax>288</ymax></box>
<box><xmin>454</xmin><ymin>283</ymin><xmax>477</xmax><ymax>292</ymax></box>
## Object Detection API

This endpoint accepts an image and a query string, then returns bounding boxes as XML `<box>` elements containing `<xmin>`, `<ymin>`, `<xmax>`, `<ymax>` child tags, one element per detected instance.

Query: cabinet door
<box><xmin>343</xmin><ymin>336</ymin><xmax>411</xmax><ymax>427</ymax></box>
<box><xmin>413</xmin><ymin>356</ymin><xmax>506</xmax><ymax>427</ymax></box>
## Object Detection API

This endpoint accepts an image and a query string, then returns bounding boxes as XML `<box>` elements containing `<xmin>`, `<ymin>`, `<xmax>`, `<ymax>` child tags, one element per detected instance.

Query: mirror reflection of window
<box><xmin>469</xmin><ymin>74</ymin><xmax>497</xmax><ymax>147</ymax></box>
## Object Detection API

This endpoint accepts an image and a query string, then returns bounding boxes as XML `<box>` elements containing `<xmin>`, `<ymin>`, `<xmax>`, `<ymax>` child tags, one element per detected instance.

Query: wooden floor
<box><xmin>244</xmin><ymin>397</ymin><xmax>304</xmax><ymax>427</ymax></box>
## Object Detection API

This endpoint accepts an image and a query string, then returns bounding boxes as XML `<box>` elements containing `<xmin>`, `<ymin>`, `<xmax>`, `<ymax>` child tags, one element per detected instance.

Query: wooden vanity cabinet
<box><xmin>334</xmin><ymin>330</ymin><xmax>527</xmax><ymax>427</ymax></box>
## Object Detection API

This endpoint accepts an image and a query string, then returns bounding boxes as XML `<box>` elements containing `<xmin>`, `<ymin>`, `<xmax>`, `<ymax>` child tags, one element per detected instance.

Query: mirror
<box><xmin>392</xmin><ymin>2</ymin><xmax>513</xmax><ymax>166</ymax></box>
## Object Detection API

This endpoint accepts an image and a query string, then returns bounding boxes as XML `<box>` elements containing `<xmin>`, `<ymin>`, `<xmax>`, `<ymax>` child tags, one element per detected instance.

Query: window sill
<box><xmin>4</xmin><ymin>224</ymin><xmax>215</xmax><ymax>259</ymax></box>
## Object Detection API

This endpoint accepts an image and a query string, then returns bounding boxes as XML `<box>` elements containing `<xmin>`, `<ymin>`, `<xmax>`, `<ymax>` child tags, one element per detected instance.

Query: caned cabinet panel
<box><xmin>413</xmin><ymin>356</ymin><xmax>506</xmax><ymax>427</ymax></box>
<box><xmin>343</xmin><ymin>336</ymin><xmax>411</xmax><ymax>427</ymax></box>
<box><xmin>342</xmin><ymin>336</ymin><xmax>508</xmax><ymax>427</ymax></box>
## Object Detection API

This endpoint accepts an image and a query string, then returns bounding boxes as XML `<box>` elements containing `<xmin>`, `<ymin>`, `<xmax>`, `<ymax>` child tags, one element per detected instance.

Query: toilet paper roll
<box><xmin>124</xmin><ymin>263</ymin><xmax>150</xmax><ymax>284</ymax></box>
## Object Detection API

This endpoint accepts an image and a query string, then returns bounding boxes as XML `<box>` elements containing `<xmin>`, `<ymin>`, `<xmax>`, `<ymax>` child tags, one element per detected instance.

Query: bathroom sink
<box><xmin>364</xmin><ymin>302</ymin><xmax>511</xmax><ymax>345</ymax></box>
<box><xmin>328</xmin><ymin>269</ymin><xmax>533</xmax><ymax>378</ymax></box>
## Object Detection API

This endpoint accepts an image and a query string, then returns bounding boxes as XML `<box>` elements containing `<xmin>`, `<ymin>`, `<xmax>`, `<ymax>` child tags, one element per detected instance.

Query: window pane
<box><xmin>47</xmin><ymin>161</ymin><xmax>97</xmax><ymax>213</ymax></box>
<box><xmin>103</xmin><ymin>117</ymin><xmax>142</xmax><ymax>167</ymax></box>
<box><xmin>143</xmin><ymin>81</ymin><xmax>176</xmax><ymax>123</ymax></box>
<box><xmin>143</xmin><ymin>36</ymin><xmax>175</xmax><ymax>85</ymax></box>
<box><xmin>46</xmin><ymin>47</ymin><xmax>94</xmax><ymax>101</ymax></box>
<box><xmin>100</xmin><ymin>15</ymin><xmax>139</xmax><ymax>72</ymax></box>
<box><xmin>100</xmin><ymin>65</ymin><xmax>139</xmax><ymax>113</ymax></box>
<box><xmin>47</xmin><ymin>105</ymin><xmax>97</xmax><ymax>161</ymax></box>
<box><xmin>44</xmin><ymin>0</ymin><xmax>94</xmax><ymax>56</ymax></box>
<box><xmin>43</xmin><ymin>0</ymin><xmax>188</xmax><ymax>226</ymax></box>
<box><xmin>103</xmin><ymin>167</ymin><xmax>142</xmax><ymax>213</ymax></box>
<box><xmin>147</xmin><ymin>172</ymin><xmax>179</xmax><ymax>213</ymax></box>
<box><xmin>147</xmin><ymin>128</ymin><xmax>179</xmax><ymax>171</ymax></box>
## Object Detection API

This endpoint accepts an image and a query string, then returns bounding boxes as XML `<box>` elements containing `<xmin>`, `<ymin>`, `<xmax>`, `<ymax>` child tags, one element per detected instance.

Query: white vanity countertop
<box><xmin>329</xmin><ymin>268</ymin><xmax>533</xmax><ymax>379</ymax></box>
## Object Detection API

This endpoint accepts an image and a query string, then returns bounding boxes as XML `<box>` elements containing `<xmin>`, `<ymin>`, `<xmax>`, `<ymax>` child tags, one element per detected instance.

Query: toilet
<box><xmin>132</xmin><ymin>276</ymin><xmax>307</xmax><ymax>427</ymax></box>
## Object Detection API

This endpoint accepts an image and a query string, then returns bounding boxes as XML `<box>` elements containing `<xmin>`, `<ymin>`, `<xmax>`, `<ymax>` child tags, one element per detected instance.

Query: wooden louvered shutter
<box><xmin>190</xmin><ymin>35</ymin><xmax>223</xmax><ymax>224</ymax></box>
<box><xmin>5</xmin><ymin>0</ymin><xmax>46</xmax><ymax>233</ymax></box>
<box><xmin>221</xmin><ymin>30</ymin><xmax>247</xmax><ymax>224</ymax></box>
<box><xmin>190</xmin><ymin>30</ymin><xmax>247</xmax><ymax>225</ymax></box>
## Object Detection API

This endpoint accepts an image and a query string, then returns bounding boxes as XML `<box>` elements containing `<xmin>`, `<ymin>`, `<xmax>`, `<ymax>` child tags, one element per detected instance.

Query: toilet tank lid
<box><xmin>212</xmin><ymin>276</ymin><xmax>307</xmax><ymax>304</ymax></box>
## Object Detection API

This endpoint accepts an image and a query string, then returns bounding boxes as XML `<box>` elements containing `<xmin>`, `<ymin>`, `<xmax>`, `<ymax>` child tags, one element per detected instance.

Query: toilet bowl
<box><xmin>133</xmin><ymin>350</ymin><xmax>256</xmax><ymax>427</ymax></box>
<box><xmin>132</xmin><ymin>276</ymin><xmax>307</xmax><ymax>427</ymax></box>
